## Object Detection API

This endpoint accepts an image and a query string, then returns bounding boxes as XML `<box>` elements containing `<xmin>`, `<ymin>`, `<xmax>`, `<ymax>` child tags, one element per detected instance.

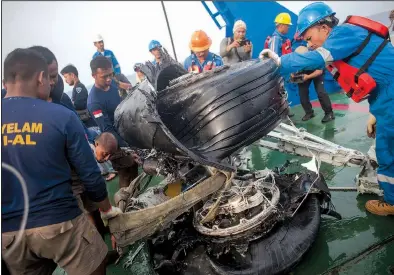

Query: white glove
<box><xmin>259</xmin><ymin>49</ymin><xmax>281</xmax><ymax>66</ymax></box>
<box><xmin>100</xmin><ymin>206</ymin><xmax>123</xmax><ymax>227</ymax></box>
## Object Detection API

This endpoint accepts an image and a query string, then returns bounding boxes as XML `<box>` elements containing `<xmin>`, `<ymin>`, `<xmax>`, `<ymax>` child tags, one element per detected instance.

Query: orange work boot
<box><xmin>365</xmin><ymin>200</ymin><xmax>394</xmax><ymax>216</ymax></box>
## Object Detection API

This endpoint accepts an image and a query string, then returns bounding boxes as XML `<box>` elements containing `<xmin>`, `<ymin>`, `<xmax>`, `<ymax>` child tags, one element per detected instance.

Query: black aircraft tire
<box><xmin>208</xmin><ymin>195</ymin><xmax>321</xmax><ymax>275</ymax></box>
<box><xmin>156</xmin><ymin>59</ymin><xmax>288</xmax><ymax>161</ymax></box>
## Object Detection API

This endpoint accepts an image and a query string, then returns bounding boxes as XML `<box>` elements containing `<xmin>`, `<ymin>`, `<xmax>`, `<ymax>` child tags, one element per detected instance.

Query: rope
<box><xmin>2</xmin><ymin>162</ymin><xmax>29</xmax><ymax>258</ymax></box>
<box><xmin>285</xmin><ymin>116</ymin><xmax>322</xmax><ymax>217</ymax></box>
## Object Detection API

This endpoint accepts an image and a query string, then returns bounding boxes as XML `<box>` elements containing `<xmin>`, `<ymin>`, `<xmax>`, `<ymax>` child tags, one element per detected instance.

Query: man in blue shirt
<box><xmin>184</xmin><ymin>30</ymin><xmax>223</xmax><ymax>73</ymax></box>
<box><xmin>92</xmin><ymin>35</ymin><xmax>133</xmax><ymax>101</ymax></box>
<box><xmin>268</xmin><ymin>13</ymin><xmax>293</xmax><ymax>57</ymax></box>
<box><xmin>261</xmin><ymin>2</ymin><xmax>394</xmax><ymax>216</ymax></box>
<box><xmin>2</xmin><ymin>48</ymin><xmax>121</xmax><ymax>274</ymax></box>
<box><xmin>88</xmin><ymin>56</ymin><xmax>139</xmax><ymax>188</ymax></box>
<box><xmin>149</xmin><ymin>40</ymin><xmax>162</xmax><ymax>65</ymax></box>
<box><xmin>267</xmin><ymin>13</ymin><xmax>296</xmax><ymax>118</ymax></box>
<box><xmin>27</xmin><ymin>46</ymin><xmax>120</xmax><ymax>263</ymax></box>
<box><xmin>92</xmin><ymin>34</ymin><xmax>121</xmax><ymax>75</ymax></box>
<box><xmin>61</xmin><ymin>64</ymin><xmax>97</xmax><ymax>128</ymax></box>
<box><xmin>88</xmin><ymin>56</ymin><xmax>127</xmax><ymax>148</ymax></box>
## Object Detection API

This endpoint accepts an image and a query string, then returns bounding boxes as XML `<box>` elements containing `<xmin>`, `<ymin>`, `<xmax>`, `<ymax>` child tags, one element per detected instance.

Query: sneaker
<box><xmin>365</xmin><ymin>200</ymin><xmax>394</xmax><ymax>216</ymax></box>
<box><xmin>288</xmin><ymin>112</ymin><xmax>295</xmax><ymax>118</ymax></box>
<box><xmin>322</xmin><ymin>112</ymin><xmax>335</xmax><ymax>123</ymax></box>
<box><xmin>302</xmin><ymin>112</ymin><xmax>315</xmax><ymax>121</ymax></box>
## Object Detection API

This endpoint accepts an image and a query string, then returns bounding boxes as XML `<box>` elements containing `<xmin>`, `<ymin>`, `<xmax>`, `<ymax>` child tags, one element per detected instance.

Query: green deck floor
<box><xmin>54</xmin><ymin>93</ymin><xmax>394</xmax><ymax>275</ymax></box>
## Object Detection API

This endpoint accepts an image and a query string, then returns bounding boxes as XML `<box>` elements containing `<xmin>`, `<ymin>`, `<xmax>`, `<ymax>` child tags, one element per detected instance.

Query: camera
<box><xmin>290</xmin><ymin>72</ymin><xmax>305</xmax><ymax>83</ymax></box>
<box><xmin>238</xmin><ymin>39</ymin><xmax>250</xmax><ymax>47</ymax></box>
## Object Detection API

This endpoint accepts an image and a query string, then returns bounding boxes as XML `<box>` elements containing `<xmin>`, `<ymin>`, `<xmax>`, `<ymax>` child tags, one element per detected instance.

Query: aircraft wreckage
<box><xmin>109</xmin><ymin>48</ymin><xmax>380</xmax><ymax>275</ymax></box>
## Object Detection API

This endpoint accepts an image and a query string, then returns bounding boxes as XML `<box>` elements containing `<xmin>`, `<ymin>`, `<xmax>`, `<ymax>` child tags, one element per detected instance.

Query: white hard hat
<box><xmin>93</xmin><ymin>34</ymin><xmax>104</xmax><ymax>43</ymax></box>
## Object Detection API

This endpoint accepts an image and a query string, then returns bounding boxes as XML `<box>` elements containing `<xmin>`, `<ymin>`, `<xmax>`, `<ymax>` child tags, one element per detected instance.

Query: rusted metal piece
<box><xmin>109</xmin><ymin>172</ymin><xmax>227</xmax><ymax>247</ymax></box>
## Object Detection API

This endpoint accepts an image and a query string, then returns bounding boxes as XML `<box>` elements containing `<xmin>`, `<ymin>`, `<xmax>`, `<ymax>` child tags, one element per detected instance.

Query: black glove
<box><xmin>290</xmin><ymin>72</ymin><xmax>306</xmax><ymax>83</ymax></box>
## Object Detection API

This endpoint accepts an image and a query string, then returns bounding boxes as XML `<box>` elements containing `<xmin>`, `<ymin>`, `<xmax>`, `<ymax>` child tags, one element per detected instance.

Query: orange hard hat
<box><xmin>189</xmin><ymin>30</ymin><xmax>212</xmax><ymax>52</ymax></box>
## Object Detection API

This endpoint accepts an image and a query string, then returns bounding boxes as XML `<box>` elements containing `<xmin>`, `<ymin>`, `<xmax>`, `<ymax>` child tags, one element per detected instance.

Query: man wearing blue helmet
<box><xmin>149</xmin><ymin>40</ymin><xmax>162</xmax><ymax>65</ymax></box>
<box><xmin>260</xmin><ymin>2</ymin><xmax>394</xmax><ymax>216</ymax></box>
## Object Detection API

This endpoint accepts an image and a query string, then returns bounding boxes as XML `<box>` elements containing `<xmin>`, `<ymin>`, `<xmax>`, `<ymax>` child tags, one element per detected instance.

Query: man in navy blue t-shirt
<box><xmin>1</xmin><ymin>48</ymin><xmax>122</xmax><ymax>275</ymax></box>
<box><xmin>88</xmin><ymin>56</ymin><xmax>127</xmax><ymax>147</ymax></box>
<box><xmin>88</xmin><ymin>56</ymin><xmax>139</xmax><ymax>188</ymax></box>
<box><xmin>61</xmin><ymin>64</ymin><xmax>97</xmax><ymax>128</ymax></box>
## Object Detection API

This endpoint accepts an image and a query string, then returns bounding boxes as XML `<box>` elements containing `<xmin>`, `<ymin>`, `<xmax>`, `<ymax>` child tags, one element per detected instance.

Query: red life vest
<box><xmin>326</xmin><ymin>16</ymin><xmax>390</xmax><ymax>103</ymax></box>
<box><xmin>264</xmin><ymin>36</ymin><xmax>271</xmax><ymax>49</ymax></box>
<box><xmin>281</xmin><ymin>39</ymin><xmax>292</xmax><ymax>55</ymax></box>
<box><xmin>264</xmin><ymin>36</ymin><xmax>292</xmax><ymax>55</ymax></box>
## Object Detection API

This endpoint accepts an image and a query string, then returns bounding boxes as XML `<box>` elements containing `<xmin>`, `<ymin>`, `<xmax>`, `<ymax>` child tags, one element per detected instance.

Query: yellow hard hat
<box><xmin>274</xmin><ymin>13</ymin><xmax>292</xmax><ymax>25</ymax></box>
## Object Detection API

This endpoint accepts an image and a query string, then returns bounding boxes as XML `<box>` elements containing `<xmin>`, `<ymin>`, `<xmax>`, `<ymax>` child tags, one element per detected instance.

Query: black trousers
<box><xmin>298</xmin><ymin>73</ymin><xmax>332</xmax><ymax>115</ymax></box>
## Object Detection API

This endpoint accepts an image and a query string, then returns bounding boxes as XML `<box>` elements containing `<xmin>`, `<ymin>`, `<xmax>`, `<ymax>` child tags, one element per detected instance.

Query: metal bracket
<box><xmin>257</xmin><ymin>123</ymin><xmax>367</xmax><ymax>167</ymax></box>
<box><xmin>252</xmin><ymin>122</ymin><xmax>382</xmax><ymax>196</ymax></box>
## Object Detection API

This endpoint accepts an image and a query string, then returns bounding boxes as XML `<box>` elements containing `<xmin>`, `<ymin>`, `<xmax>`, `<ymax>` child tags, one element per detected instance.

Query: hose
<box><xmin>2</xmin><ymin>162</ymin><xmax>29</xmax><ymax>258</ymax></box>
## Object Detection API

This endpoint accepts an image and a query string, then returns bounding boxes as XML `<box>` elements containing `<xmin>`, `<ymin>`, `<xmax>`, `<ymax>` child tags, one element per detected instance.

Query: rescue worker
<box><xmin>29</xmin><ymin>46</ymin><xmax>120</xmax><ymax>263</ymax></box>
<box><xmin>87</xmin><ymin>127</ymin><xmax>118</xmax><ymax>181</ymax></box>
<box><xmin>61</xmin><ymin>64</ymin><xmax>96</xmax><ymax>128</ymax></box>
<box><xmin>291</xmin><ymin>45</ymin><xmax>334</xmax><ymax>122</ymax></box>
<box><xmin>149</xmin><ymin>40</ymin><xmax>162</xmax><ymax>65</ymax></box>
<box><xmin>27</xmin><ymin>46</ymin><xmax>95</xmax><ymax>143</ymax></box>
<box><xmin>260</xmin><ymin>2</ymin><xmax>394</xmax><ymax>216</ymax></box>
<box><xmin>27</xmin><ymin>46</ymin><xmax>63</xmax><ymax>104</ymax></box>
<box><xmin>2</xmin><ymin>48</ymin><xmax>122</xmax><ymax>275</ymax></box>
<box><xmin>88</xmin><ymin>56</ymin><xmax>139</xmax><ymax>189</ymax></box>
<box><xmin>267</xmin><ymin>13</ymin><xmax>295</xmax><ymax>117</ymax></box>
<box><xmin>93</xmin><ymin>132</ymin><xmax>140</xmax><ymax>189</ymax></box>
<box><xmin>92</xmin><ymin>34</ymin><xmax>121</xmax><ymax>75</ymax></box>
<box><xmin>267</xmin><ymin>13</ymin><xmax>293</xmax><ymax>56</ymax></box>
<box><xmin>220</xmin><ymin>20</ymin><xmax>253</xmax><ymax>65</ymax></box>
<box><xmin>92</xmin><ymin>34</ymin><xmax>132</xmax><ymax>95</ymax></box>
<box><xmin>184</xmin><ymin>30</ymin><xmax>224</xmax><ymax>73</ymax></box>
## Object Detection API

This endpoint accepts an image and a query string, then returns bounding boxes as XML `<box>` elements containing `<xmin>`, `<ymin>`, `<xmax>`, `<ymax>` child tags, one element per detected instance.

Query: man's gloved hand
<box><xmin>259</xmin><ymin>49</ymin><xmax>281</xmax><ymax>66</ymax></box>
<box><xmin>367</xmin><ymin>113</ymin><xmax>377</xmax><ymax>139</ymax></box>
<box><xmin>100</xmin><ymin>206</ymin><xmax>123</xmax><ymax>227</ymax></box>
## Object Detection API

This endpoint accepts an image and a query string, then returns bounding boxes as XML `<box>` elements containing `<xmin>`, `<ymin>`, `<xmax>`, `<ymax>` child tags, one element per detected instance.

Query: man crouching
<box><xmin>93</xmin><ymin>132</ymin><xmax>140</xmax><ymax>189</ymax></box>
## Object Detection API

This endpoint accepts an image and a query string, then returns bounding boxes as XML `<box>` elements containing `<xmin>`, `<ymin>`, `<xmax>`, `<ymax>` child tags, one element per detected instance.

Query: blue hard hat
<box><xmin>296</xmin><ymin>2</ymin><xmax>336</xmax><ymax>36</ymax></box>
<box><xmin>149</xmin><ymin>40</ymin><xmax>162</xmax><ymax>51</ymax></box>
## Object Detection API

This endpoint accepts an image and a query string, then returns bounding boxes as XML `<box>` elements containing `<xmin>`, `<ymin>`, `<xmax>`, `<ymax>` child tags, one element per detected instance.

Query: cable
<box><xmin>285</xmin><ymin>116</ymin><xmax>322</xmax><ymax>217</ymax></box>
<box><xmin>2</xmin><ymin>162</ymin><xmax>29</xmax><ymax>258</ymax></box>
